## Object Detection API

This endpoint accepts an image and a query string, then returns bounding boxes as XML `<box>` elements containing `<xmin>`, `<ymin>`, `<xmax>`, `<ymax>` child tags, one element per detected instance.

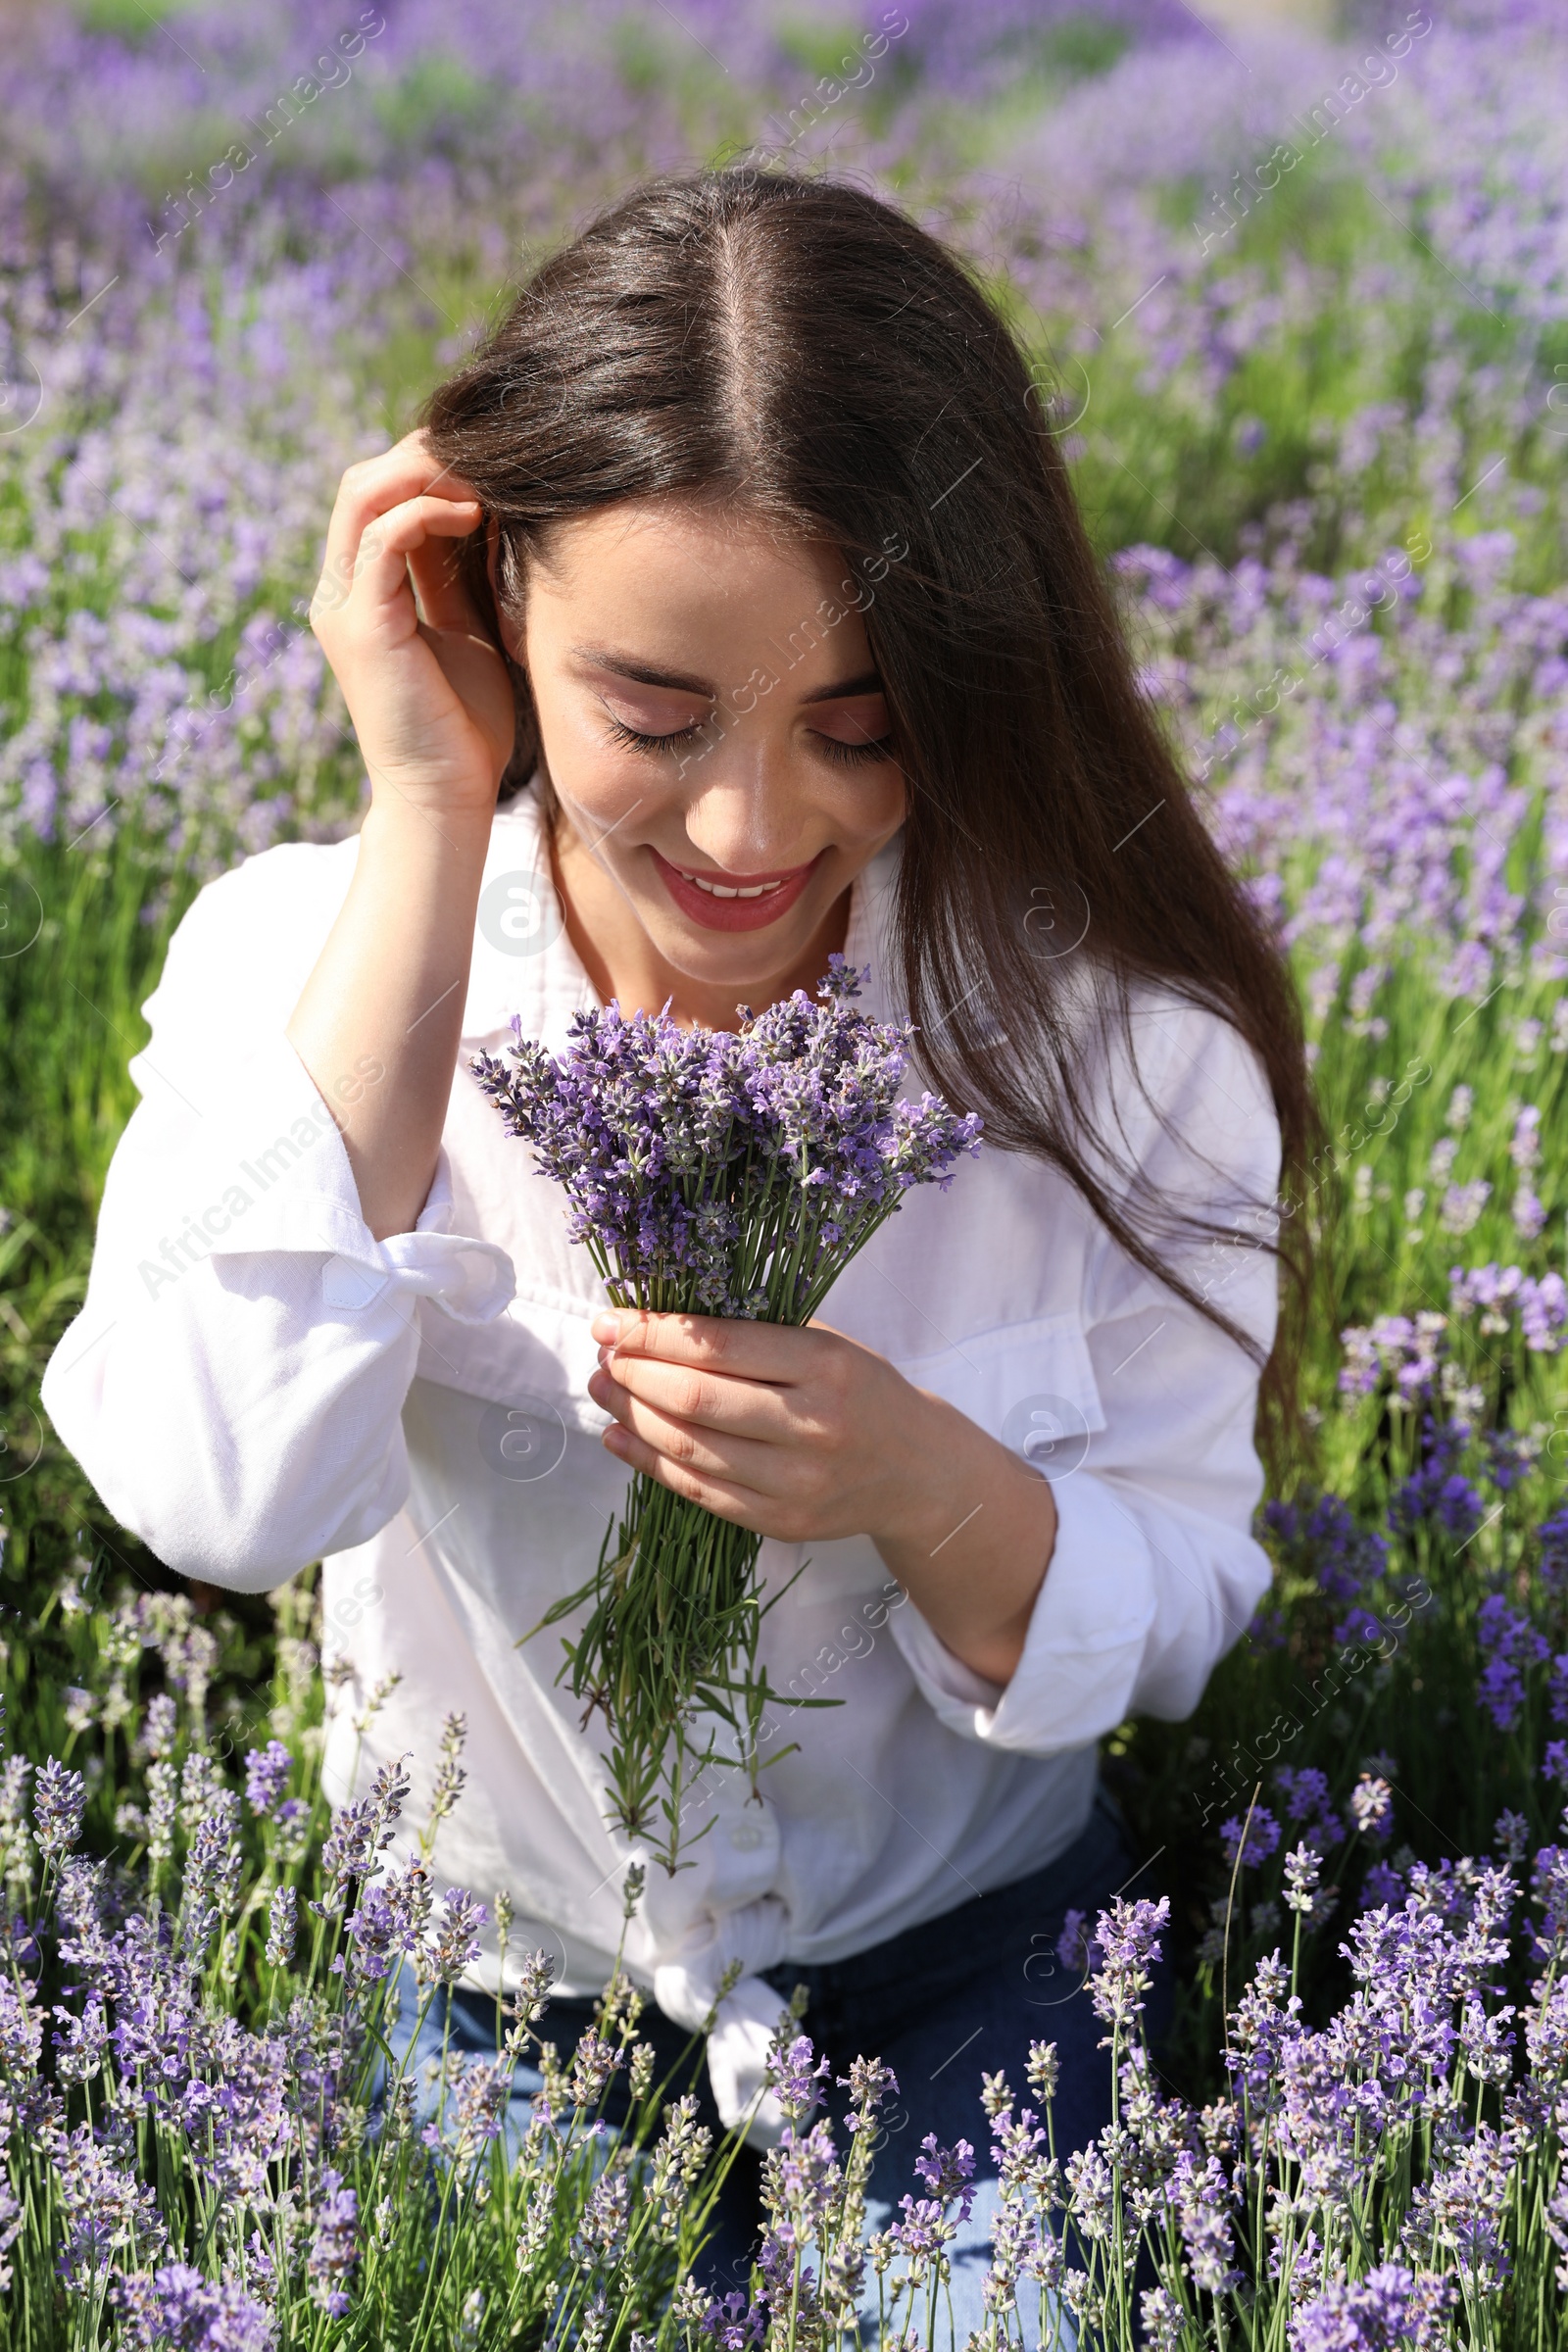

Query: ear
<box><xmin>484</xmin><ymin>515</ymin><xmax>526</xmax><ymax>664</ymax></box>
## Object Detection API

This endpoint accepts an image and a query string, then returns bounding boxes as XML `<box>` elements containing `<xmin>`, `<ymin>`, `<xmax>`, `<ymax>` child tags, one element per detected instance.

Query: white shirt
<box><xmin>42</xmin><ymin>786</ymin><xmax>1278</xmax><ymax>2132</ymax></box>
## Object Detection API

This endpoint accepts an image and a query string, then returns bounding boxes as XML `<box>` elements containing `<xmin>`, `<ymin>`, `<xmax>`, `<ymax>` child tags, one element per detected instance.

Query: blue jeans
<box><xmin>387</xmin><ymin>1785</ymin><xmax>1161</xmax><ymax>2343</ymax></box>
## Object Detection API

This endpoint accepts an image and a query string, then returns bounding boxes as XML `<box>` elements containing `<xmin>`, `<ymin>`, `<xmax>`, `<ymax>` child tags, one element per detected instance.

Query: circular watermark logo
<box><xmin>1023</xmin><ymin>1931</ymin><xmax>1091</xmax><ymax>2009</ymax></box>
<box><xmin>479</xmin><ymin>1394</ymin><xmax>568</xmax><ymax>1483</ymax></box>
<box><xmin>1019</xmin><ymin>881</ymin><xmax>1090</xmax><ymax>962</ymax></box>
<box><xmin>0</xmin><ymin>875</ymin><xmax>44</xmax><ymax>960</ymax></box>
<box><xmin>0</xmin><ymin>358</ymin><xmax>43</xmax><ymax>440</ymax></box>
<box><xmin>478</xmin><ymin>869</ymin><xmax>564</xmax><ymax>959</ymax></box>
<box><xmin>0</xmin><ymin>1405</ymin><xmax>43</xmax><ymax>1483</ymax></box>
<box><xmin>1000</xmin><ymin>1392</ymin><xmax>1091</xmax><ymax>1481</ymax></box>
<box><xmin>1023</xmin><ymin>357</ymin><xmax>1091</xmax><ymax>433</ymax></box>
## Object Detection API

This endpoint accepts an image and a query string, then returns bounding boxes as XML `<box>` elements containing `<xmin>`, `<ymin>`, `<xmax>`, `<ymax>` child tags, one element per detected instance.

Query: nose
<box><xmin>679</xmin><ymin>746</ymin><xmax>814</xmax><ymax>876</ymax></box>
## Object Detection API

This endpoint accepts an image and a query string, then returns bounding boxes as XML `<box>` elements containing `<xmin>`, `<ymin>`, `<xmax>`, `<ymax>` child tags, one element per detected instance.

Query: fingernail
<box><xmin>591</xmin><ymin>1313</ymin><xmax>618</xmax><ymax>1343</ymax></box>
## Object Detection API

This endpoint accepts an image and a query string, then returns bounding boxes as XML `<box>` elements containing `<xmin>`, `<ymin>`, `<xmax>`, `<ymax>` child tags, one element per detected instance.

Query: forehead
<box><xmin>526</xmin><ymin>495</ymin><xmax>842</xmax><ymax>609</ymax></box>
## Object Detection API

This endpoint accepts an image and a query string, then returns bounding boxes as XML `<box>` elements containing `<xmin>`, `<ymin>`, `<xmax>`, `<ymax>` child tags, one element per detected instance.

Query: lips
<box><xmin>649</xmin><ymin>846</ymin><xmax>822</xmax><ymax>931</ymax></box>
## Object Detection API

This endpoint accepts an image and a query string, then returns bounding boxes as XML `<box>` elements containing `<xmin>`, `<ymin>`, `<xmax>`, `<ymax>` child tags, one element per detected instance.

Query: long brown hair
<box><xmin>421</xmin><ymin>166</ymin><xmax>1318</xmax><ymax>1472</ymax></box>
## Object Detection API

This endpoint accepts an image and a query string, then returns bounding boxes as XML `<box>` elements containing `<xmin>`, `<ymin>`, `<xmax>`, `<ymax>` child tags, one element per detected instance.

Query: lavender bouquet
<box><xmin>471</xmin><ymin>956</ymin><xmax>981</xmax><ymax>1870</ymax></box>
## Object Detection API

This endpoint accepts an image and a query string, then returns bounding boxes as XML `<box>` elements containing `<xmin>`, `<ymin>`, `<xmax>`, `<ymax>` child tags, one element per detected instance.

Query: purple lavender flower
<box><xmin>1227</xmin><ymin>1950</ymin><xmax>1302</xmax><ymax>2110</ymax></box>
<box><xmin>1140</xmin><ymin>2284</ymin><xmax>1186</xmax><ymax>2352</ymax></box>
<box><xmin>243</xmin><ymin>1740</ymin><xmax>291</xmax><ymax>1817</ymax></box>
<box><xmin>472</xmin><ymin>957</ymin><xmax>982</xmax><ymax>1323</ymax></box>
<box><xmin>699</xmin><ymin>2290</ymin><xmax>765</xmax><ymax>2348</ymax></box>
<box><xmin>33</xmin><ymin>1756</ymin><xmax>86</xmax><ymax>1858</ymax></box>
<box><xmin>889</xmin><ymin>2189</ymin><xmax>951</xmax><ymax>2262</ymax></box>
<box><xmin>1291</xmin><ymin>2263</ymin><xmax>1452</xmax><ymax>2351</ymax></box>
<box><xmin>137</xmin><ymin>1693</ymin><xmax>178</xmax><ymax>1762</ymax></box>
<box><xmin>1056</xmin><ymin>1907</ymin><xmax>1095</xmax><ymax>1973</ymax></box>
<box><xmin>1389</xmin><ymin>1459</ymin><xmax>1485</xmax><ymax>1544</ymax></box>
<box><xmin>344</xmin><ymin>1857</ymin><xmax>432</xmax><ymax>1983</ymax></box>
<box><xmin>1172</xmin><ymin>2149</ymin><xmax>1241</xmax><ymax>2294</ymax></box>
<box><xmin>116</xmin><ymin>2264</ymin><xmax>275</xmax><ymax>2352</ymax></box>
<box><xmin>425</xmin><ymin>1886</ymin><xmax>488</xmax><ymax>1985</ymax></box>
<box><xmin>1359</xmin><ymin>1861</ymin><xmax>1406</xmax><ymax>1911</ymax></box>
<box><xmin>564</xmin><ymin>2027</ymin><xmax>622</xmax><ymax>2110</ymax></box>
<box><xmin>765</xmin><ymin>2031</ymin><xmax>829</xmax><ymax>2126</ymax></box>
<box><xmin>837</xmin><ymin>2053</ymin><xmax>898</xmax><ymax>2118</ymax></box>
<box><xmin>448</xmin><ymin>2052</ymin><xmax>514</xmax><ymax>2165</ymax></box>
<box><xmin>1348</xmin><ymin>1776</ymin><xmax>1395</xmax><ymax>1842</ymax></box>
<box><xmin>1276</xmin><ymin>1768</ymin><xmax>1346</xmax><ymax>1849</ymax></box>
<box><xmin>1087</xmin><ymin>1895</ymin><xmax>1168</xmax><ymax>2034</ymax></box>
<box><xmin>1538</xmin><ymin>1507</ymin><xmax>1568</xmax><ymax>1597</ymax></box>
<box><xmin>1338</xmin><ymin>1317</ymin><xmax>1446</xmax><ymax>1405</ymax></box>
<box><xmin>1221</xmin><ymin>1807</ymin><xmax>1282</xmax><ymax>1869</ymax></box>
<box><xmin>180</xmin><ymin>2018</ymin><xmax>294</xmax><ymax>2200</ymax></box>
<box><xmin>1263</xmin><ymin>1494</ymin><xmax>1386</xmax><ymax>1608</ymax></box>
<box><xmin>1406</xmin><ymin>2126</ymin><xmax>1514</xmax><ymax>2290</ymax></box>
<box><xmin>185</xmin><ymin>1788</ymin><xmax>243</xmax><ymax>1919</ymax></box>
<box><xmin>0</xmin><ymin>2177</ymin><xmax>19</xmax><ymax>2294</ymax></box>
<box><xmin>1484</xmin><ymin>1427</ymin><xmax>1537</xmax><ymax>1492</ymax></box>
<box><xmin>53</xmin><ymin>1995</ymin><xmax>109</xmax><ymax>2085</ymax></box>
<box><xmin>1476</xmin><ymin>1593</ymin><xmax>1550</xmax><ymax>1732</ymax></box>
<box><xmin>304</xmin><ymin>2172</ymin><xmax>360</xmax><ymax>2317</ymax></box>
<box><xmin>767</xmin><ymin>2115</ymin><xmax>843</xmax><ymax>2266</ymax></box>
<box><xmin>50</xmin><ymin>2119</ymin><xmax>168</xmax><ymax>2288</ymax></box>
<box><xmin>315</xmin><ymin>1755</ymin><xmax>410</xmax><ymax>1916</ymax></box>
<box><xmin>266</xmin><ymin>1886</ymin><xmax>297</xmax><ymax>1969</ymax></box>
<box><xmin>1528</xmin><ymin>1843</ymin><xmax>1568</xmax><ymax>1972</ymax></box>
<box><xmin>912</xmin><ymin>2132</ymin><xmax>977</xmax><ymax>2222</ymax></box>
<box><xmin>0</xmin><ymin>1975</ymin><xmax>43</xmax><ymax>2087</ymax></box>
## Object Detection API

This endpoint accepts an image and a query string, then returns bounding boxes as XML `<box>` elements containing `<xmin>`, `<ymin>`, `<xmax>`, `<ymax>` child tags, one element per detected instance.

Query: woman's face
<box><xmin>497</xmin><ymin>496</ymin><xmax>906</xmax><ymax>1016</ymax></box>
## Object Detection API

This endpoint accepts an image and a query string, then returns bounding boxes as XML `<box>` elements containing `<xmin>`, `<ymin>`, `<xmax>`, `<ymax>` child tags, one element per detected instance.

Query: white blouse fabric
<box><xmin>42</xmin><ymin>786</ymin><xmax>1280</xmax><ymax>2138</ymax></box>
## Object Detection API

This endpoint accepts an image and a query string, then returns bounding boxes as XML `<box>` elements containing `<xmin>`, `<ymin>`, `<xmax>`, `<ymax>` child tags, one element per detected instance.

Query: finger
<box><xmin>593</xmin><ymin>1350</ymin><xmax>791</xmax><ymax>1440</ymax></box>
<box><xmin>591</xmin><ymin>1308</ymin><xmax>813</xmax><ymax>1384</ymax></box>
<box><xmin>590</xmin><ymin>1373</ymin><xmax>790</xmax><ymax>1489</ymax></box>
<box><xmin>319</xmin><ymin>496</ymin><xmax>482</xmax><ymax>634</ymax></box>
<box><xmin>318</xmin><ymin>440</ymin><xmax>480</xmax><ymax>605</ymax></box>
<box><xmin>601</xmin><ymin>1418</ymin><xmax>775</xmax><ymax>1527</ymax></box>
<box><xmin>317</xmin><ymin>438</ymin><xmax>483</xmax><ymax>617</ymax></box>
<box><xmin>407</xmin><ymin>532</ymin><xmax>488</xmax><ymax>638</ymax></box>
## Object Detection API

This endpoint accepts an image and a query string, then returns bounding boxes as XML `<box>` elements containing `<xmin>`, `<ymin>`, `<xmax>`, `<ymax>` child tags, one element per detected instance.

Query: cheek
<box><xmin>536</xmin><ymin>691</ymin><xmax>678</xmax><ymax>821</ymax></box>
<box><xmin>820</xmin><ymin>761</ymin><xmax>906</xmax><ymax>844</ymax></box>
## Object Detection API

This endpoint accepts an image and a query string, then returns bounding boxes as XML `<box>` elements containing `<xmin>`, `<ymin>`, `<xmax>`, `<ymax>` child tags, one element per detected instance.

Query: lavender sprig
<box><xmin>472</xmin><ymin>957</ymin><xmax>981</xmax><ymax>1868</ymax></box>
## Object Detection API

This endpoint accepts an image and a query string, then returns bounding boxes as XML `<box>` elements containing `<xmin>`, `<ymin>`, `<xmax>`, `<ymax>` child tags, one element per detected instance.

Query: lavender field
<box><xmin>3</xmin><ymin>0</ymin><xmax>1568</xmax><ymax>2344</ymax></box>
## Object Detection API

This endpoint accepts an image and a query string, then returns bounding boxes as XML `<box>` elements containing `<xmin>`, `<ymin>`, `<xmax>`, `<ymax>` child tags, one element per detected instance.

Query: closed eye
<box><xmin>604</xmin><ymin>712</ymin><xmax>894</xmax><ymax>766</ymax></box>
<box><xmin>812</xmin><ymin>731</ymin><xmax>896</xmax><ymax>767</ymax></box>
<box><xmin>603</xmin><ymin>713</ymin><xmax>707</xmax><ymax>757</ymax></box>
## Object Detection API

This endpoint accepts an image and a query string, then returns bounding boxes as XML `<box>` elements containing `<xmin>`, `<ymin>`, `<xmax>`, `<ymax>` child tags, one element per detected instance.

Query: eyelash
<box><xmin>602</xmin><ymin>714</ymin><xmax>895</xmax><ymax>766</ymax></box>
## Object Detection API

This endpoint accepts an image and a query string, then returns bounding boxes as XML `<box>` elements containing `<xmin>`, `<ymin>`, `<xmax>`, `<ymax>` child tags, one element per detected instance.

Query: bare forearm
<box><xmin>872</xmin><ymin>1393</ymin><xmax>1057</xmax><ymax>1685</ymax></box>
<box><xmin>286</xmin><ymin>799</ymin><xmax>492</xmax><ymax>1240</ymax></box>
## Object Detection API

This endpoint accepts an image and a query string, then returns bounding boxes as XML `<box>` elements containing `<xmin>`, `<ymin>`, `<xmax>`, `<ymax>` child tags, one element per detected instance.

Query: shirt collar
<box><xmin>462</xmin><ymin>787</ymin><xmax>907</xmax><ymax>1044</ymax></box>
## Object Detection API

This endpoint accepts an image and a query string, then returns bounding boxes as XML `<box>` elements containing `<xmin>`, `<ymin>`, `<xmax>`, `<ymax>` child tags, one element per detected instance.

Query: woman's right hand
<box><xmin>289</xmin><ymin>432</ymin><xmax>520</xmax><ymax>1239</ymax></box>
<box><xmin>310</xmin><ymin>429</ymin><xmax>516</xmax><ymax>822</ymax></box>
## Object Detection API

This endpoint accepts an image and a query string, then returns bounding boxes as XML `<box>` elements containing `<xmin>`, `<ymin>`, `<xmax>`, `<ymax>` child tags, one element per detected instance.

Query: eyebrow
<box><xmin>570</xmin><ymin>647</ymin><xmax>884</xmax><ymax>706</ymax></box>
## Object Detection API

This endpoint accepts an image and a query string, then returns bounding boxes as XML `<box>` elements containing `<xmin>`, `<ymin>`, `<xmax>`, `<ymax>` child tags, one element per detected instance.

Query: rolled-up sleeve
<box><xmin>890</xmin><ymin>995</ymin><xmax>1280</xmax><ymax>1752</ymax></box>
<box><xmin>40</xmin><ymin>849</ymin><xmax>514</xmax><ymax>1593</ymax></box>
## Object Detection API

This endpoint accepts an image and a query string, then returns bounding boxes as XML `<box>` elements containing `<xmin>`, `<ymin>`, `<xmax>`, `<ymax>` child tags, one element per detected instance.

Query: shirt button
<box><xmin>728</xmin><ymin>1818</ymin><xmax>765</xmax><ymax>1851</ymax></box>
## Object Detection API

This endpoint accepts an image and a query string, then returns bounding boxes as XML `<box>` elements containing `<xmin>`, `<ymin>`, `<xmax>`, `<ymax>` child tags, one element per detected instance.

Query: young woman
<box><xmin>44</xmin><ymin>167</ymin><xmax>1310</xmax><ymax>2323</ymax></box>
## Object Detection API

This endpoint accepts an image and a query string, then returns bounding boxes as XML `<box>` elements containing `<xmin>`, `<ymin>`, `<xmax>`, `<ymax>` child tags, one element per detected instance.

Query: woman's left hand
<box><xmin>586</xmin><ymin>1309</ymin><xmax>1058</xmax><ymax>1684</ymax></box>
<box><xmin>589</xmin><ymin>1309</ymin><xmax>943</xmax><ymax>1546</ymax></box>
